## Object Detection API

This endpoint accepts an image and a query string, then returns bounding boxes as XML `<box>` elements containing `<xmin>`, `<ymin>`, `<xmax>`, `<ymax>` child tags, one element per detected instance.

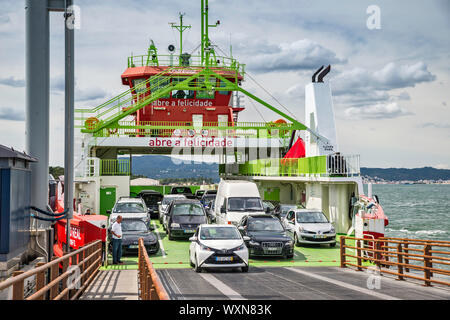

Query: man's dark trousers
<box><xmin>112</xmin><ymin>238</ymin><xmax>122</xmax><ymax>264</ymax></box>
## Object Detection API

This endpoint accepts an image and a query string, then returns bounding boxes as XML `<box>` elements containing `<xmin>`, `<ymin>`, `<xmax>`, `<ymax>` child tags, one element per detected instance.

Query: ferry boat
<box><xmin>69</xmin><ymin>0</ymin><xmax>388</xmax><ymax>257</ymax></box>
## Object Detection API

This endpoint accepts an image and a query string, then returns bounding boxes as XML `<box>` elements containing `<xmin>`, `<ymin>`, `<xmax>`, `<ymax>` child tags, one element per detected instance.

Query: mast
<box><xmin>201</xmin><ymin>0</ymin><xmax>220</xmax><ymax>66</ymax></box>
<box><xmin>170</xmin><ymin>12</ymin><xmax>191</xmax><ymax>60</ymax></box>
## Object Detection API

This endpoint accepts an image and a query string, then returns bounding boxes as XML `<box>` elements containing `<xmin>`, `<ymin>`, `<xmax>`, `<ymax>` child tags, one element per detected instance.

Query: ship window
<box><xmin>171</xmin><ymin>77</ymin><xmax>195</xmax><ymax>99</ymax></box>
<box><xmin>150</xmin><ymin>76</ymin><xmax>170</xmax><ymax>98</ymax></box>
<box><xmin>133</xmin><ymin>78</ymin><xmax>147</xmax><ymax>94</ymax></box>
<box><xmin>196</xmin><ymin>77</ymin><xmax>216</xmax><ymax>99</ymax></box>
<box><xmin>218</xmin><ymin>80</ymin><xmax>229</xmax><ymax>95</ymax></box>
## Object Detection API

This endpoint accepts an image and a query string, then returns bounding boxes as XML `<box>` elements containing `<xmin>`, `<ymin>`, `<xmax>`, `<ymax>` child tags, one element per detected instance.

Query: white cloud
<box><xmin>246</xmin><ymin>39</ymin><xmax>346</xmax><ymax>73</ymax></box>
<box><xmin>344</xmin><ymin>103</ymin><xmax>413</xmax><ymax>120</ymax></box>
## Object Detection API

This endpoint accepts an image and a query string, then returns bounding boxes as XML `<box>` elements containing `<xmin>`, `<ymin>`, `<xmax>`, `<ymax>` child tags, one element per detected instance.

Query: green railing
<box><xmin>127</xmin><ymin>54</ymin><xmax>246</xmax><ymax>75</ymax></box>
<box><xmin>99</xmin><ymin>159</ymin><xmax>130</xmax><ymax>176</ymax></box>
<box><xmin>219</xmin><ymin>155</ymin><xmax>360</xmax><ymax>177</ymax></box>
<box><xmin>90</xmin><ymin>120</ymin><xmax>296</xmax><ymax>138</ymax></box>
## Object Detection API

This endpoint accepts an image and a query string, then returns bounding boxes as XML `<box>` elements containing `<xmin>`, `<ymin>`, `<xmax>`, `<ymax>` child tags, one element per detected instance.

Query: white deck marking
<box><xmin>199</xmin><ymin>273</ymin><xmax>247</xmax><ymax>300</ymax></box>
<box><xmin>285</xmin><ymin>267</ymin><xmax>401</xmax><ymax>300</ymax></box>
<box><xmin>152</xmin><ymin>222</ymin><xmax>166</xmax><ymax>258</ymax></box>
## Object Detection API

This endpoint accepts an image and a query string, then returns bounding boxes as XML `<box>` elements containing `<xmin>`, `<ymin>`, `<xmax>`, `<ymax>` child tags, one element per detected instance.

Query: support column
<box><xmin>25</xmin><ymin>0</ymin><xmax>50</xmax><ymax>229</ymax></box>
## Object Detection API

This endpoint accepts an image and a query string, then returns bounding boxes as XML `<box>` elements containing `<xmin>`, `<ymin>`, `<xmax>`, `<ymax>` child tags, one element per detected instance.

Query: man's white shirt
<box><xmin>111</xmin><ymin>221</ymin><xmax>122</xmax><ymax>239</ymax></box>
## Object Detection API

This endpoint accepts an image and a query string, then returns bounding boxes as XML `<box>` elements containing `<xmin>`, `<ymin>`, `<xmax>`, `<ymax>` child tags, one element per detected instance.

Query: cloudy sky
<box><xmin>0</xmin><ymin>0</ymin><xmax>449</xmax><ymax>168</ymax></box>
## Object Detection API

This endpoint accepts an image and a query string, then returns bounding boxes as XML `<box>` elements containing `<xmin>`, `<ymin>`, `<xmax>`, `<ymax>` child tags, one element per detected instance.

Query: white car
<box><xmin>189</xmin><ymin>224</ymin><xmax>250</xmax><ymax>273</ymax></box>
<box><xmin>282</xmin><ymin>209</ymin><xmax>336</xmax><ymax>247</ymax></box>
<box><xmin>108</xmin><ymin>197</ymin><xmax>149</xmax><ymax>225</ymax></box>
<box><xmin>158</xmin><ymin>194</ymin><xmax>187</xmax><ymax>226</ymax></box>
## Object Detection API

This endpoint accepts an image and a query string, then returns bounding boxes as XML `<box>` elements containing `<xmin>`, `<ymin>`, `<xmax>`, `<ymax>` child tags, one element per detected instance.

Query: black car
<box><xmin>194</xmin><ymin>189</ymin><xmax>206</xmax><ymax>200</ymax></box>
<box><xmin>165</xmin><ymin>199</ymin><xmax>208</xmax><ymax>240</ymax></box>
<box><xmin>237</xmin><ymin>215</ymin><xmax>294</xmax><ymax>259</ymax></box>
<box><xmin>138</xmin><ymin>190</ymin><xmax>163</xmax><ymax>219</ymax></box>
<box><xmin>170</xmin><ymin>186</ymin><xmax>196</xmax><ymax>199</ymax></box>
<box><xmin>273</xmin><ymin>204</ymin><xmax>298</xmax><ymax>220</ymax></box>
<box><xmin>200</xmin><ymin>193</ymin><xmax>216</xmax><ymax>206</ymax></box>
<box><xmin>108</xmin><ymin>218</ymin><xmax>159</xmax><ymax>255</ymax></box>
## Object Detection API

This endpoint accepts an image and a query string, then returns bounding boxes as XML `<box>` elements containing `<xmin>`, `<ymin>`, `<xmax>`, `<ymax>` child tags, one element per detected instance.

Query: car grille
<box><xmin>180</xmin><ymin>224</ymin><xmax>199</xmax><ymax>229</ymax></box>
<box><xmin>204</xmin><ymin>253</ymin><xmax>243</xmax><ymax>265</ymax></box>
<box><xmin>261</xmin><ymin>242</ymin><xmax>283</xmax><ymax>255</ymax></box>
<box><xmin>301</xmin><ymin>235</ymin><xmax>335</xmax><ymax>242</ymax></box>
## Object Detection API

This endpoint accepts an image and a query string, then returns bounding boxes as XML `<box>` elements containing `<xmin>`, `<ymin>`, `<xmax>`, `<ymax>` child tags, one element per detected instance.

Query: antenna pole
<box><xmin>200</xmin><ymin>0</ymin><xmax>219</xmax><ymax>66</ymax></box>
<box><xmin>170</xmin><ymin>12</ymin><xmax>191</xmax><ymax>59</ymax></box>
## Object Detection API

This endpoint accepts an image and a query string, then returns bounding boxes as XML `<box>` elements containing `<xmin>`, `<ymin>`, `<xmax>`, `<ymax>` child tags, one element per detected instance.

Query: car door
<box><xmin>164</xmin><ymin>202</ymin><xmax>172</xmax><ymax>229</ymax></box>
<box><xmin>190</xmin><ymin>228</ymin><xmax>199</xmax><ymax>262</ymax></box>
<box><xmin>284</xmin><ymin>211</ymin><xmax>296</xmax><ymax>236</ymax></box>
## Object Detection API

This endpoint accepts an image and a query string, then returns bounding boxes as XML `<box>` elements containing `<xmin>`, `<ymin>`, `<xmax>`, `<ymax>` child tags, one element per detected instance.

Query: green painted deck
<box><xmin>101</xmin><ymin>220</ymin><xmax>364</xmax><ymax>271</ymax></box>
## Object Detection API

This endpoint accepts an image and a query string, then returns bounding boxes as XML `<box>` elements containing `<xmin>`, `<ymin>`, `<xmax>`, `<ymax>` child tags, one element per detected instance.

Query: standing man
<box><xmin>111</xmin><ymin>215</ymin><xmax>123</xmax><ymax>265</ymax></box>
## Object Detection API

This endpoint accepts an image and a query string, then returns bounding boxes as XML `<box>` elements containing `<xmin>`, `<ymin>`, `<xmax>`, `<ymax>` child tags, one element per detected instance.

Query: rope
<box><xmin>248</xmin><ymin>98</ymin><xmax>267</xmax><ymax>122</ymax></box>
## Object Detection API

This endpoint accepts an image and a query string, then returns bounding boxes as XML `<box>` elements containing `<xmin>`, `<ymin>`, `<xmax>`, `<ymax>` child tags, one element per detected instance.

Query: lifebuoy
<box><xmin>85</xmin><ymin>117</ymin><xmax>99</xmax><ymax>130</ymax></box>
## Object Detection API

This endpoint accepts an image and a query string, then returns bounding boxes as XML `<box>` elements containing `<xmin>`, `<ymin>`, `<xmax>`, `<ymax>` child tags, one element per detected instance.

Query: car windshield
<box><xmin>202</xmin><ymin>195</ymin><xmax>216</xmax><ymax>202</ymax></box>
<box><xmin>200</xmin><ymin>227</ymin><xmax>241</xmax><ymax>240</ymax></box>
<box><xmin>121</xmin><ymin>220</ymin><xmax>148</xmax><ymax>232</ymax></box>
<box><xmin>141</xmin><ymin>194</ymin><xmax>161</xmax><ymax>205</ymax></box>
<box><xmin>248</xmin><ymin>218</ymin><xmax>284</xmax><ymax>232</ymax></box>
<box><xmin>263</xmin><ymin>202</ymin><xmax>275</xmax><ymax>210</ymax></box>
<box><xmin>114</xmin><ymin>202</ymin><xmax>145</xmax><ymax>213</ymax></box>
<box><xmin>296</xmin><ymin>212</ymin><xmax>329</xmax><ymax>223</ymax></box>
<box><xmin>196</xmin><ymin>190</ymin><xmax>205</xmax><ymax>196</ymax></box>
<box><xmin>162</xmin><ymin>196</ymin><xmax>185</xmax><ymax>205</ymax></box>
<box><xmin>172</xmin><ymin>187</ymin><xmax>192</xmax><ymax>194</ymax></box>
<box><xmin>228</xmin><ymin>197</ymin><xmax>263</xmax><ymax>211</ymax></box>
<box><xmin>280</xmin><ymin>205</ymin><xmax>297</xmax><ymax>218</ymax></box>
<box><xmin>172</xmin><ymin>203</ymin><xmax>204</xmax><ymax>216</ymax></box>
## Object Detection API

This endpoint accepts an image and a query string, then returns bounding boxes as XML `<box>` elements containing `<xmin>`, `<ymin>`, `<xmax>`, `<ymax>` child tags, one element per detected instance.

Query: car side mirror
<box><xmin>266</xmin><ymin>207</ymin><xmax>271</xmax><ymax>213</ymax></box>
<box><xmin>220</xmin><ymin>206</ymin><xmax>226</xmax><ymax>213</ymax></box>
<box><xmin>189</xmin><ymin>236</ymin><xmax>197</xmax><ymax>241</ymax></box>
<box><xmin>106</xmin><ymin>210</ymin><xmax>111</xmax><ymax>215</ymax></box>
<box><xmin>157</xmin><ymin>201</ymin><xmax>162</xmax><ymax>205</ymax></box>
<box><xmin>243</xmin><ymin>236</ymin><xmax>251</xmax><ymax>242</ymax></box>
<box><xmin>238</xmin><ymin>226</ymin><xmax>245</xmax><ymax>232</ymax></box>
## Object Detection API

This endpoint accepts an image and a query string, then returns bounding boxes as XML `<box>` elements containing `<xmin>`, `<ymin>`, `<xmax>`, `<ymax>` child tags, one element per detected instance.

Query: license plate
<box><xmin>314</xmin><ymin>235</ymin><xmax>325</xmax><ymax>239</ymax></box>
<box><xmin>129</xmin><ymin>245</ymin><xmax>138</xmax><ymax>249</ymax></box>
<box><xmin>184</xmin><ymin>229</ymin><xmax>195</xmax><ymax>233</ymax></box>
<box><xmin>216</xmin><ymin>256</ymin><xmax>233</xmax><ymax>262</ymax></box>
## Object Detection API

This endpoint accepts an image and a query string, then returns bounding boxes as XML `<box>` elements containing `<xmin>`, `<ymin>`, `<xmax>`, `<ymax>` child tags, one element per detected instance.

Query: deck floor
<box><xmin>80</xmin><ymin>270</ymin><xmax>138</xmax><ymax>300</ymax></box>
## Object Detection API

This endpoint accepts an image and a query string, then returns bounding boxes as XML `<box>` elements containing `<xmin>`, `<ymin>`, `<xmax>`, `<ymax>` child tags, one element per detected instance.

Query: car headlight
<box><xmin>171</xmin><ymin>223</ymin><xmax>180</xmax><ymax>228</ymax></box>
<box><xmin>298</xmin><ymin>226</ymin><xmax>305</xmax><ymax>232</ymax></box>
<box><xmin>234</xmin><ymin>244</ymin><xmax>246</xmax><ymax>251</ymax></box>
<box><xmin>200</xmin><ymin>244</ymin><xmax>213</xmax><ymax>251</ymax></box>
<box><xmin>248</xmin><ymin>240</ymin><xmax>260</xmax><ymax>246</ymax></box>
<box><xmin>330</xmin><ymin>227</ymin><xmax>335</xmax><ymax>233</ymax></box>
<box><xmin>286</xmin><ymin>240</ymin><xmax>294</xmax><ymax>246</ymax></box>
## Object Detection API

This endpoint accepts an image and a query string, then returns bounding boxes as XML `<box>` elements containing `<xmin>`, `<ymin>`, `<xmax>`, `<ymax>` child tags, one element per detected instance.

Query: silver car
<box><xmin>282</xmin><ymin>209</ymin><xmax>336</xmax><ymax>247</ymax></box>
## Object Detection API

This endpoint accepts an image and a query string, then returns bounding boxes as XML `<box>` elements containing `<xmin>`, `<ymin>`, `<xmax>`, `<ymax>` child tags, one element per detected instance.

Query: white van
<box><xmin>214</xmin><ymin>180</ymin><xmax>266</xmax><ymax>225</ymax></box>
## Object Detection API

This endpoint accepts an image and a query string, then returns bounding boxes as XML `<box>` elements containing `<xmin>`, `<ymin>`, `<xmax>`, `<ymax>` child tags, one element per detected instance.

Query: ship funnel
<box><xmin>305</xmin><ymin>65</ymin><xmax>338</xmax><ymax>157</ymax></box>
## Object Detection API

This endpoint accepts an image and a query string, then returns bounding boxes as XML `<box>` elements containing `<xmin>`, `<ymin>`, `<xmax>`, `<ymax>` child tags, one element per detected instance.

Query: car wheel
<box><xmin>286</xmin><ymin>253</ymin><xmax>294</xmax><ymax>259</ymax></box>
<box><xmin>241</xmin><ymin>266</ymin><xmax>249</xmax><ymax>272</ymax></box>
<box><xmin>294</xmin><ymin>233</ymin><xmax>301</xmax><ymax>247</ymax></box>
<box><xmin>194</xmin><ymin>255</ymin><xmax>202</xmax><ymax>273</ymax></box>
<box><xmin>168</xmin><ymin>230</ymin><xmax>174</xmax><ymax>240</ymax></box>
<box><xmin>330</xmin><ymin>242</ymin><xmax>336</xmax><ymax>247</ymax></box>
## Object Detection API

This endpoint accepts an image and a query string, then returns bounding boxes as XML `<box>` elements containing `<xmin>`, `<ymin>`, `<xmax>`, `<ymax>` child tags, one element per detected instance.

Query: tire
<box><xmin>194</xmin><ymin>255</ymin><xmax>202</xmax><ymax>273</ymax></box>
<box><xmin>286</xmin><ymin>254</ymin><xmax>294</xmax><ymax>259</ymax></box>
<box><xmin>294</xmin><ymin>233</ymin><xmax>301</xmax><ymax>247</ymax></box>
<box><xmin>330</xmin><ymin>242</ymin><xmax>336</xmax><ymax>247</ymax></box>
<box><xmin>168</xmin><ymin>230</ymin><xmax>174</xmax><ymax>241</ymax></box>
<box><xmin>241</xmin><ymin>266</ymin><xmax>249</xmax><ymax>272</ymax></box>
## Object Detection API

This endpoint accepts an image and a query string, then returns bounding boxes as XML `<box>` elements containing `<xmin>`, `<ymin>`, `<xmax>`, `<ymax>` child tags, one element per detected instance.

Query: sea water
<box><xmin>364</xmin><ymin>184</ymin><xmax>450</xmax><ymax>241</ymax></box>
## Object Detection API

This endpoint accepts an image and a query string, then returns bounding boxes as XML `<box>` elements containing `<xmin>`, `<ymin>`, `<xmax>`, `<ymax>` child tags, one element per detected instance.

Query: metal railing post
<box><xmin>35</xmin><ymin>262</ymin><xmax>46</xmax><ymax>300</ymax></box>
<box><xmin>340</xmin><ymin>236</ymin><xmax>346</xmax><ymax>268</ymax></box>
<box><xmin>397</xmin><ymin>243</ymin><xmax>404</xmax><ymax>281</ymax></box>
<box><xmin>424</xmin><ymin>245</ymin><xmax>432</xmax><ymax>286</ymax></box>
<box><xmin>404</xmin><ymin>243</ymin><xmax>410</xmax><ymax>273</ymax></box>
<box><xmin>12</xmin><ymin>271</ymin><xmax>25</xmax><ymax>300</ymax></box>
<box><xmin>356</xmin><ymin>240</ymin><xmax>362</xmax><ymax>271</ymax></box>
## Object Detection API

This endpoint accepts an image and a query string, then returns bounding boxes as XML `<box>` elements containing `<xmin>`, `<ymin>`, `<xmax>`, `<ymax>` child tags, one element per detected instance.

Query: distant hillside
<box><xmin>129</xmin><ymin>155</ymin><xmax>450</xmax><ymax>182</ymax></box>
<box><xmin>361</xmin><ymin>167</ymin><xmax>450</xmax><ymax>181</ymax></box>
<box><xmin>130</xmin><ymin>155</ymin><xmax>220</xmax><ymax>182</ymax></box>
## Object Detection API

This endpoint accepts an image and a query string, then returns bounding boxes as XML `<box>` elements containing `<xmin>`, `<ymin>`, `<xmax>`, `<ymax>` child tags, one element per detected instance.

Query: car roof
<box><xmin>138</xmin><ymin>190</ymin><xmax>162</xmax><ymax>195</ymax></box>
<box><xmin>164</xmin><ymin>194</ymin><xmax>186</xmax><ymax>198</ymax></box>
<box><xmin>117</xmin><ymin>197</ymin><xmax>144</xmax><ymax>203</ymax></box>
<box><xmin>294</xmin><ymin>209</ymin><xmax>323</xmax><ymax>213</ymax></box>
<box><xmin>247</xmin><ymin>214</ymin><xmax>277</xmax><ymax>219</ymax></box>
<box><xmin>171</xmin><ymin>199</ymin><xmax>202</xmax><ymax>204</ymax></box>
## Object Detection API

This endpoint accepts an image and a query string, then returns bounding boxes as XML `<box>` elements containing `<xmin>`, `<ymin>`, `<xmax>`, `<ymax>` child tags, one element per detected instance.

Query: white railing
<box><xmin>326</xmin><ymin>154</ymin><xmax>360</xmax><ymax>176</ymax></box>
